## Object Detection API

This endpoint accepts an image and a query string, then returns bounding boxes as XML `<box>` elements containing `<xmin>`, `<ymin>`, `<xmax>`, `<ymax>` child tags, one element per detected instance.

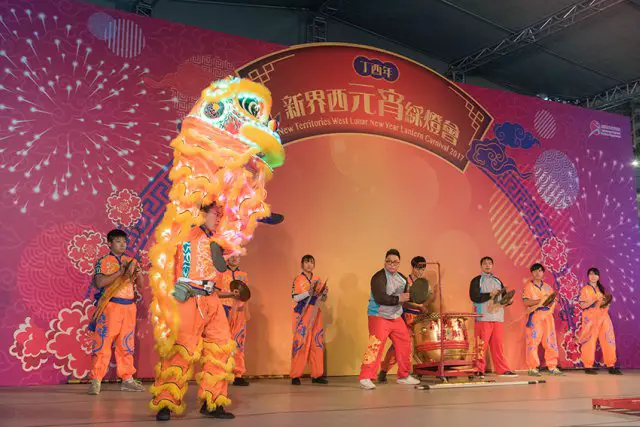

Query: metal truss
<box><xmin>135</xmin><ymin>0</ymin><xmax>157</xmax><ymax>16</ymax></box>
<box><xmin>306</xmin><ymin>15</ymin><xmax>328</xmax><ymax>42</ymax></box>
<box><xmin>447</xmin><ymin>0</ymin><xmax>625</xmax><ymax>79</ymax></box>
<box><xmin>306</xmin><ymin>0</ymin><xmax>348</xmax><ymax>43</ymax></box>
<box><xmin>579</xmin><ymin>78</ymin><xmax>640</xmax><ymax>110</ymax></box>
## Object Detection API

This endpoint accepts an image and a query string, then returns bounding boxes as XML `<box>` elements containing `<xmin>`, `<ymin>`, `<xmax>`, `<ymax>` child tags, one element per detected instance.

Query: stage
<box><xmin>2</xmin><ymin>371</ymin><xmax>640</xmax><ymax>427</ymax></box>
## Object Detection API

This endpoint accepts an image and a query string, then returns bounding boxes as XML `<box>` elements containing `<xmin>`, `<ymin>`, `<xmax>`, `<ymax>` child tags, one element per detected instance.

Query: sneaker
<box><xmin>397</xmin><ymin>375</ymin><xmax>420</xmax><ymax>385</ymax></box>
<box><xmin>608</xmin><ymin>367</ymin><xmax>623</xmax><ymax>375</ymax></box>
<box><xmin>528</xmin><ymin>369</ymin><xmax>541</xmax><ymax>377</ymax></box>
<box><xmin>88</xmin><ymin>379</ymin><xmax>101</xmax><ymax>395</ymax></box>
<box><xmin>360</xmin><ymin>378</ymin><xmax>376</xmax><ymax>390</ymax></box>
<box><xmin>312</xmin><ymin>377</ymin><xmax>328</xmax><ymax>384</ymax></box>
<box><xmin>233</xmin><ymin>377</ymin><xmax>250</xmax><ymax>386</ymax></box>
<box><xmin>548</xmin><ymin>368</ymin><xmax>564</xmax><ymax>376</ymax></box>
<box><xmin>585</xmin><ymin>368</ymin><xmax>598</xmax><ymax>375</ymax></box>
<box><xmin>121</xmin><ymin>378</ymin><xmax>145</xmax><ymax>392</ymax></box>
<box><xmin>291</xmin><ymin>378</ymin><xmax>301</xmax><ymax>385</ymax></box>
<box><xmin>200</xmin><ymin>403</ymin><xmax>235</xmax><ymax>419</ymax></box>
<box><xmin>500</xmin><ymin>371</ymin><xmax>518</xmax><ymax>377</ymax></box>
<box><xmin>156</xmin><ymin>408</ymin><xmax>171</xmax><ymax>421</ymax></box>
<box><xmin>377</xmin><ymin>370</ymin><xmax>388</xmax><ymax>384</ymax></box>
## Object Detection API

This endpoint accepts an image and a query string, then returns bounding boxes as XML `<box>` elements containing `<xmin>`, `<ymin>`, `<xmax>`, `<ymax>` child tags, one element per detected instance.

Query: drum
<box><xmin>412</xmin><ymin>313</ymin><xmax>469</xmax><ymax>363</ymax></box>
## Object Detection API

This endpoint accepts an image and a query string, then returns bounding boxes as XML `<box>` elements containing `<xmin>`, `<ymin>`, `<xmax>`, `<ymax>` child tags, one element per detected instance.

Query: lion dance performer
<box><xmin>148</xmin><ymin>77</ymin><xmax>285</xmax><ymax>421</ymax></box>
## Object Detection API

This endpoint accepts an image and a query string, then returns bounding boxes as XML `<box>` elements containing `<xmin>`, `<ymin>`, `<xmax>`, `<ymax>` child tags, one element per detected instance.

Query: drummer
<box><xmin>469</xmin><ymin>257</ymin><xmax>517</xmax><ymax>378</ymax></box>
<box><xmin>358</xmin><ymin>249</ymin><xmax>421</xmax><ymax>390</ymax></box>
<box><xmin>377</xmin><ymin>256</ymin><xmax>432</xmax><ymax>383</ymax></box>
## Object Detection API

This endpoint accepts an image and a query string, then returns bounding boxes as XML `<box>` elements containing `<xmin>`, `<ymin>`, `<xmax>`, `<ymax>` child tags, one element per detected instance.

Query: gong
<box><xmin>410</xmin><ymin>278</ymin><xmax>430</xmax><ymax>304</ymax></box>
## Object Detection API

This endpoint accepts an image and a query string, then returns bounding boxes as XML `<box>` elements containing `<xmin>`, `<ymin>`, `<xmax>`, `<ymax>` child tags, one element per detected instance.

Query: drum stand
<box><xmin>412</xmin><ymin>262</ymin><xmax>545</xmax><ymax>390</ymax></box>
<box><xmin>412</xmin><ymin>262</ymin><xmax>481</xmax><ymax>381</ymax></box>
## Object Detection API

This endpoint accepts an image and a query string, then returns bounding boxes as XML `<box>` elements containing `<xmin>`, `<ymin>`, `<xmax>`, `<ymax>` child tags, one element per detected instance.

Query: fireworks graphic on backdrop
<box><xmin>558</xmin><ymin>148</ymin><xmax>639</xmax><ymax>321</ymax></box>
<box><xmin>0</xmin><ymin>7</ymin><xmax>177</xmax><ymax>214</ymax></box>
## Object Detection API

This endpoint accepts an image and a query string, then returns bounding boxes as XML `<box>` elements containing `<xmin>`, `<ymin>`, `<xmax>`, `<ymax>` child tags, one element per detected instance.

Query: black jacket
<box><xmin>469</xmin><ymin>274</ymin><xmax>504</xmax><ymax>304</ymax></box>
<box><xmin>371</xmin><ymin>269</ymin><xmax>408</xmax><ymax>306</ymax></box>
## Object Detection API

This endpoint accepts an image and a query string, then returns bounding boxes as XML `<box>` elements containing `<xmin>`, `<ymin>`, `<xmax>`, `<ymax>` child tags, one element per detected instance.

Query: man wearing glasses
<box><xmin>358</xmin><ymin>249</ymin><xmax>421</xmax><ymax>390</ymax></box>
<box><xmin>377</xmin><ymin>256</ymin><xmax>431</xmax><ymax>383</ymax></box>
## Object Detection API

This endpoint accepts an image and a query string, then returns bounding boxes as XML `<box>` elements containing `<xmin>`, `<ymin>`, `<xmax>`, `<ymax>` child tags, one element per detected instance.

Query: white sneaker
<box><xmin>121</xmin><ymin>378</ymin><xmax>146</xmax><ymax>392</ymax></box>
<box><xmin>360</xmin><ymin>379</ymin><xmax>376</xmax><ymax>390</ymax></box>
<box><xmin>397</xmin><ymin>375</ymin><xmax>420</xmax><ymax>385</ymax></box>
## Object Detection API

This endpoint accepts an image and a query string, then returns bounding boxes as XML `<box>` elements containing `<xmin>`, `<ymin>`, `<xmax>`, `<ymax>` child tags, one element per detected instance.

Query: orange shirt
<box><xmin>95</xmin><ymin>253</ymin><xmax>135</xmax><ymax>299</ymax></box>
<box><xmin>579</xmin><ymin>284</ymin><xmax>605</xmax><ymax>310</ymax></box>
<box><xmin>291</xmin><ymin>273</ymin><xmax>323</xmax><ymax>310</ymax></box>
<box><xmin>175</xmin><ymin>226</ymin><xmax>218</xmax><ymax>283</ymax></box>
<box><xmin>522</xmin><ymin>280</ymin><xmax>554</xmax><ymax>319</ymax></box>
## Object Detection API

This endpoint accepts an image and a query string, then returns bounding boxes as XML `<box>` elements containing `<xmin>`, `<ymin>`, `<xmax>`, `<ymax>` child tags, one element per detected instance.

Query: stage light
<box><xmin>632</xmin><ymin>159</ymin><xmax>639</xmax><ymax>167</ymax></box>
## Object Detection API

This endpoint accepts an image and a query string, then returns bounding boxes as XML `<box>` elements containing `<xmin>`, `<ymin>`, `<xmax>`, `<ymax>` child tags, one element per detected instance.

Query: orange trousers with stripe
<box><xmin>224</xmin><ymin>303</ymin><xmax>248</xmax><ymax>378</ymax></box>
<box><xmin>90</xmin><ymin>302</ymin><xmax>136</xmax><ymax>381</ymax></box>
<box><xmin>150</xmin><ymin>294</ymin><xmax>235</xmax><ymax>415</ymax></box>
<box><xmin>290</xmin><ymin>307</ymin><xmax>324</xmax><ymax>379</ymax></box>
<box><xmin>579</xmin><ymin>308</ymin><xmax>616</xmax><ymax>368</ymax></box>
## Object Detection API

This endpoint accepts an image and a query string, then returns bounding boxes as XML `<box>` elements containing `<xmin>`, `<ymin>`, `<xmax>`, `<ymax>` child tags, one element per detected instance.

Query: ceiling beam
<box><xmin>170</xmin><ymin>0</ymin><xmax>308</xmax><ymax>11</ymax></box>
<box><xmin>447</xmin><ymin>0</ymin><xmax>625</xmax><ymax>78</ymax></box>
<box><xmin>579</xmin><ymin>77</ymin><xmax>640</xmax><ymax>110</ymax></box>
<box><xmin>315</xmin><ymin>0</ymin><xmax>347</xmax><ymax>15</ymax></box>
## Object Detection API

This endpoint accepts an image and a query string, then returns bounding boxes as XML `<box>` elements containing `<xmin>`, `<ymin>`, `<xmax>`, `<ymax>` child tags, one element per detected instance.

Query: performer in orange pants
<box><xmin>150</xmin><ymin>204</ymin><xmax>238</xmax><ymax>421</ymax></box>
<box><xmin>290</xmin><ymin>254</ymin><xmax>328</xmax><ymax>385</ymax></box>
<box><xmin>378</xmin><ymin>256</ymin><xmax>431</xmax><ymax>383</ymax></box>
<box><xmin>88</xmin><ymin>229</ymin><xmax>145</xmax><ymax>395</ymax></box>
<box><xmin>579</xmin><ymin>267</ymin><xmax>621</xmax><ymax>375</ymax></box>
<box><xmin>359</xmin><ymin>249</ymin><xmax>420</xmax><ymax>390</ymax></box>
<box><xmin>522</xmin><ymin>263</ymin><xmax>562</xmax><ymax>376</ymax></box>
<box><xmin>469</xmin><ymin>257</ymin><xmax>517</xmax><ymax>377</ymax></box>
<box><xmin>219</xmin><ymin>254</ymin><xmax>251</xmax><ymax>386</ymax></box>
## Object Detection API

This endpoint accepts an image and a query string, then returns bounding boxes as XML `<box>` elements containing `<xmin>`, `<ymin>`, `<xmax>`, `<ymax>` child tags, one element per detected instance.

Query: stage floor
<box><xmin>2</xmin><ymin>371</ymin><xmax>640</xmax><ymax>427</ymax></box>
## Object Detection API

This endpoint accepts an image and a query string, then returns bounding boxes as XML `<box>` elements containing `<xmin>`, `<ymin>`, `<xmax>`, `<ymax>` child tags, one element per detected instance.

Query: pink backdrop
<box><xmin>0</xmin><ymin>0</ymin><xmax>638</xmax><ymax>386</ymax></box>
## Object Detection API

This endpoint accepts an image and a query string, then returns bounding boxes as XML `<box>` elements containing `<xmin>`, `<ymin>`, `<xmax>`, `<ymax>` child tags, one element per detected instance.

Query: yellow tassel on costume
<box><xmin>194</xmin><ymin>371</ymin><xmax>235</xmax><ymax>387</ymax></box>
<box><xmin>149</xmin><ymin>399</ymin><xmax>186</xmax><ymax>416</ymax></box>
<box><xmin>149</xmin><ymin>382</ymin><xmax>188</xmax><ymax>402</ymax></box>
<box><xmin>154</xmin><ymin>365</ymin><xmax>194</xmax><ymax>384</ymax></box>
<box><xmin>148</xmin><ymin>77</ymin><xmax>284</xmax><ymax>362</ymax></box>
<box><xmin>198</xmin><ymin>390</ymin><xmax>232</xmax><ymax>412</ymax></box>
<box><xmin>202</xmin><ymin>340</ymin><xmax>236</xmax><ymax>357</ymax></box>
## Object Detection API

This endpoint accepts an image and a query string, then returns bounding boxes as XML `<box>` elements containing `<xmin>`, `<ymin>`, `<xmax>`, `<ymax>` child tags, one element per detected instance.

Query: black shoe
<box><xmin>233</xmin><ymin>377</ymin><xmax>250</xmax><ymax>386</ymax></box>
<box><xmin>585</xmin><ymin>368</ymin><xmax>598</xmax><ymax>375</ymax></box>
<box><xmin>608</xmin><ymin>367</ymin><xmax>623</xmax><ymax>375</ymax></box>
<box><xmin>312</xmin><ymin>377</ymin><xmax>328</xmax><ymax>384</ymax></box>
<box><xmin>377</xmin><ymin>370</ymin><xmax>387</xmax><ymax>384</ymax></box>
<box><xmin>291</xmin><ymin>378</ymin><xmax>301</xmax><ymax>385</ymax></box>
<box><xmin>200</xmin><ymin>403</ymin><xmax>235</xmax><ymax>419</ymax></box>
<box><xmin>156</xmin><ymin>408</ymin><xmax>171</xmax><ymax>421</ymax></box>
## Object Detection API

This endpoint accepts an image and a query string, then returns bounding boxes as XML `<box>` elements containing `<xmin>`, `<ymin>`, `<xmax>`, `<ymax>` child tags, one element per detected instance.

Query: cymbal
<box><xmin>230</xmin><ymin>279</ymin><xmax>251</xmax><ymax>302</ymax></box>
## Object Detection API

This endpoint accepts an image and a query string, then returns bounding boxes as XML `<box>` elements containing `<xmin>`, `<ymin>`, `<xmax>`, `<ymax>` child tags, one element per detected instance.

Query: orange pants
<box><xmin>224</xmin><ymin>303</ymin><xmax>248</xmax><ymax>378</ymax></box>
<box><xmin>360</xmin><ymin>316</ymin><xmax>411</xmax><ymax>380</ymax></box>
<box><xmin>290</xmin><ymin>307</ymin><xmax>324</xmax><ymax>379</ymax></box>
<box><xmin>90</xmin><ymin>301</ymin><xmax>136</xmax><ymax>381</ymax></box>
<box><xmin>380</xmin><ymin>312</ymin><xmax>416</xmax><ymax>372</ymax></box>
<box><xmin>525</xmin><ymin>312</ymin><xmax>559</xmax><ymax>370</ymax></box>
<box><xmin>150</xmin><ymin>294</ymin><xmax>235</xmax><ymax>416</ymax></box>
<box><xmin>579</xmin><ymin>308</ymin><xmax>616</xmax><ymax>368</ymax></box>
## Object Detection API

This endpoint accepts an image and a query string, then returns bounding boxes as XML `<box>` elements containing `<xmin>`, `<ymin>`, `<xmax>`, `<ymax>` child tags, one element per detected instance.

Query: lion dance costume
<box><xmin>148</xmin><ymin>77</ymin><xmax>284</xmax><ymax>419</ymax></box>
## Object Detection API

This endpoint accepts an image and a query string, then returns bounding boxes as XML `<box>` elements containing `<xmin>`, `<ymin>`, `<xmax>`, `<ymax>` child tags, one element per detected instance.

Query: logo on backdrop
<box><xmin>353</xmin><ymin>56</ymin><xmax>399</xmax><ymax>82</ymax></box>
<box><xmin>236</xmin><ymin>43</ymin><xmax>493</xmax><ymax>171</ymax></box>
<box><xmin>588</xmin><ymin>120</ymin><xmax>622</xmax><ymax>139</ymax></box>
